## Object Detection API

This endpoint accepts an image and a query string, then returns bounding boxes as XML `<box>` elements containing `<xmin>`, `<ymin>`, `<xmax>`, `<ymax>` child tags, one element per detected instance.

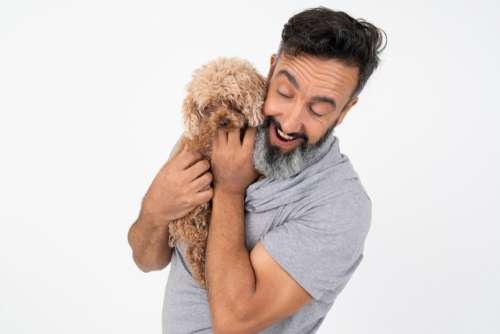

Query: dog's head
<box><xmin>181</xmin><ymin>57</ymin><xmax>266</xmax><ymax>139</ymax></box>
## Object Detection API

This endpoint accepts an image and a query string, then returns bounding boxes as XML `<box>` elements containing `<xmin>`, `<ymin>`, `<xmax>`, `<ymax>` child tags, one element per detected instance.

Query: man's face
<box><xmin>253</xmin><ymin>52</ymin><xmax>360</xmax><ymax>179</ymax></box>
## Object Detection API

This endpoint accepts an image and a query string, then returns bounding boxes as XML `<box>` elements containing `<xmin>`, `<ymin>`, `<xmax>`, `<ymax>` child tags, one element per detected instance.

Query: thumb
<box><xmin>242</xmin><ymin>127</ymin><xmax>257</xmax><ymax>151</ymax></box>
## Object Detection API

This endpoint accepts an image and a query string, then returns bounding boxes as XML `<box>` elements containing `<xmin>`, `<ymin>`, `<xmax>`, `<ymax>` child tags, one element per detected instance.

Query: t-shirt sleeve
<box><xmin>258</xmin><ymin>190</ymin><xmax>372</xmax><ymax>302</ymax></box>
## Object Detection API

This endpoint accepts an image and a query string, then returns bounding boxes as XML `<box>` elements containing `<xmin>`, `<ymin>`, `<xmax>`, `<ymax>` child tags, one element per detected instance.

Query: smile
<box><xmin>269</xmin><ymin>122</ymin><xmax>303</xmax><ymax>149</ymax></box>
<box><xmin>276</xmin><ymin>127</ymin><xmax>297</xmax><ymax>141</ymax></box>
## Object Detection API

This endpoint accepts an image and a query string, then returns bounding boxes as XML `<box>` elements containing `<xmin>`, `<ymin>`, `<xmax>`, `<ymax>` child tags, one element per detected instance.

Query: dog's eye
<box><xmin>228</xmin><ymin>102</ymin><xmax>241</xmax><ymax>113</ymax></box>
<box><xmin>203</xmin><ymin>104</ymin><xmax>216</xmax><ymax>114</ymax></box>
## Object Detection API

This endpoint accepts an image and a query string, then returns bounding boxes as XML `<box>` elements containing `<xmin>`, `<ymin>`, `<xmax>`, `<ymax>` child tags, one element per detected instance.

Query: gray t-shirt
<box><xmin>162</xmin><ymin>133</ymin><xmax>372</xmax><ymax>333</ymax></box>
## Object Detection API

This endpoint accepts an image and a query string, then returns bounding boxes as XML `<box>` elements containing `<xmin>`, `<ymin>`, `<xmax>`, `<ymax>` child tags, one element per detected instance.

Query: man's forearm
<box><xmin>205</xmin><ymin>188</ymin><xmax>256</xmax><ymax>328</ymax></box>
<box><xmin>128</xmin><ymin>213</ymin><xmax>172</xmax><ymax>272</ymax></box>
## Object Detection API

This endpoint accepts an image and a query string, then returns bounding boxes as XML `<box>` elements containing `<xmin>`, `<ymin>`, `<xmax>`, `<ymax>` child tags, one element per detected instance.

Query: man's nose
<box><xmin>279</xmin><ymin>104</ymin><xmax>305</xmax><ymax>134</ymax></box>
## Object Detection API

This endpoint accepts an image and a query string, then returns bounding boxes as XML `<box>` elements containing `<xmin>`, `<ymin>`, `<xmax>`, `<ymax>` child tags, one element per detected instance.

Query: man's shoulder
<box><xmin>311</xmin><ymin>151</ymin><xmax>370</xmax><ymax>202</ymax></box>
<box><xmin>297</xmin><ymin>152</ymin><xmax>372</xmax><ymax>232</ymax></box>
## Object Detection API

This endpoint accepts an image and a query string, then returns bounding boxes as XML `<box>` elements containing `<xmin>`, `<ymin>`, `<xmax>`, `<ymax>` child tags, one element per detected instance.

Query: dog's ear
<box><xmin>182</xmin><ymin>95</ymin><xmax>202</xmax><ymax>137</ymax></box>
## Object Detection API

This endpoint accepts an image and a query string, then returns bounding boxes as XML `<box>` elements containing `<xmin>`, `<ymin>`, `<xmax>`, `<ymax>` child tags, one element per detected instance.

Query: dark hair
<box><xmin>278</xmin><ymin>7</ymin><xmax>387</xmax><ymax>97</ymax></box>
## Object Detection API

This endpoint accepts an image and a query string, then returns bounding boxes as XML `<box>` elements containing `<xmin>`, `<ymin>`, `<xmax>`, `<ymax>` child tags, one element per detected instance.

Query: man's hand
<box><xmin>141</xmin><ymin>143</ymin><xmax>214</xmax><ymax>225</ymax></box>
<box><xmin>211</xmin><ymin>127</ymin><xmax>259</xmax><ymax>195</ymax></box>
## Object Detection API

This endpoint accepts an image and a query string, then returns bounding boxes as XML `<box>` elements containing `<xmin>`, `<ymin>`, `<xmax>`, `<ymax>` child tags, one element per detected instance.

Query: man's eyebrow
<box><xmin>310</xmin><ymin>96</ymin><xmax>336</xmax><ymax>110</ymax></box>
<box><xmin>277</xmin><ymin>69</ymin><xmax>300</xmax><ymax>89</ymax></box>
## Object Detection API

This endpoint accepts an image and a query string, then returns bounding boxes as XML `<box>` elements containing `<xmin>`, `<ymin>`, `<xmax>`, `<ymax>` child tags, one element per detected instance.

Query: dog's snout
<box><xmin>219</xmin><ymin>118</ymin><xmax>229</xmax><ymax>127</ymax></box>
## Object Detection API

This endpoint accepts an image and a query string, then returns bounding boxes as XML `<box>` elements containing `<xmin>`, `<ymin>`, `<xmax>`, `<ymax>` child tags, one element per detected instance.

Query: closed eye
<box><xmin>308</xmin><ymin>105</ymin><xmax>324</xmax><ymax>117</ymax></box>
<box><xmin>277</xmin><ymin>90</ymin><xmax>292</xmax><ymax>98</ymax></box>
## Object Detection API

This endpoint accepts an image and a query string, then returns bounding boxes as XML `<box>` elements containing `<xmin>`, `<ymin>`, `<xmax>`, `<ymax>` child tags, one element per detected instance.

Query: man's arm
<box><xmin>128</xmin><ymin>213</ymin><xmax>173</xmax><ymax>272</ymax></box>
<box><xmin>206</xmin><ymin>190</ymin><xmax>255</xmax><ymax>328</ymax></box>
<box><xmin>206</xmin><ymin>128</ymin><xmax>312</xmax><ymax>333</ymax></box>
<box><xmin>128</xmin><ymin>135</ymin><xmax>214</xmax><ymax>273</ymax></box>
<box><xmin>206</xmin><ymin>189</ymin><xmax>312</xmax><ymax>333</ymax></box>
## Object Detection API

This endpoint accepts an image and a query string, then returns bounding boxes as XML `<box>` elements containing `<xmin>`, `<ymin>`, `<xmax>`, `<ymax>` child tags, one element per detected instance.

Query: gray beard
<box><xmin>252</xmin><ymin>118</ymin><xmax>335</xmax><ymax>179</ymax></box>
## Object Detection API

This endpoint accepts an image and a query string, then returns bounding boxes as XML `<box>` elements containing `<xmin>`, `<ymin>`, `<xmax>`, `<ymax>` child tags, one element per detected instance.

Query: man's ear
<box><xmin>267</xmin><ymin>53</ymin><xmax>278</xmax><ymax>81</ymax></box>
<box><xmin>270</xmin><ymin>53</ymin><xmax>277</xmax><ymax>66</ymax></box>
<box><xmin>337</xmin><ymin>96</ymin><xmax>358</xmax><ymax>127</ymax></box>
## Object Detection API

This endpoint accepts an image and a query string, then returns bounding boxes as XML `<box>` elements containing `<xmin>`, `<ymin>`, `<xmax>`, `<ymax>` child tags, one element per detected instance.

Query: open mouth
<box><xmin>275</xmin><ymin>126</ymin><xmax>297</xmax><ymax>141</ymax></box>
<box><xmin>270</xmin><ymin>122</ymin><xmax>303</xmax><ymax>148</ymax></box>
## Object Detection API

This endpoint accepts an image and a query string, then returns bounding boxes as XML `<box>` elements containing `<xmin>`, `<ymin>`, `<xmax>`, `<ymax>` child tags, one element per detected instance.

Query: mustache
<box><xmin>265</xmin><ymin>116</ymin><xmax>308</xmax><ymax>142</ymax></box>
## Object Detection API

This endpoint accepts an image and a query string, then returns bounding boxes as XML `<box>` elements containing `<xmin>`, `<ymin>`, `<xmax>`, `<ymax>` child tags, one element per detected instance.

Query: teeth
<box><xmin>277</xmin><ymin>127</ymin><xmax>296</xmax><ymax>140</ymax></box>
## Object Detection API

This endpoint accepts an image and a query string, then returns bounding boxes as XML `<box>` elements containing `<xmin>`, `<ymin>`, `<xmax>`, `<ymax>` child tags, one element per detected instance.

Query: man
<box><xmin>128</xmin><ymin>6</ymin><xmax>386</xmax><ymax>333</ymax></box>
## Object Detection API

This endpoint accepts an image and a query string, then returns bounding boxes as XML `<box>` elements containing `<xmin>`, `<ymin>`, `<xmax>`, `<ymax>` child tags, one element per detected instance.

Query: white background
<box><xmin>1</xmin><ymin>0</ymin><xmax>499</xmax><ymax>333</ymax></box>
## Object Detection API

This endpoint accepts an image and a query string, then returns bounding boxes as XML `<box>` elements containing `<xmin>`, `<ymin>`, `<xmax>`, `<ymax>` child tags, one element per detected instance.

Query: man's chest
<box><xmin>244</xmin><ymin>205</ymin><xmax>290</xmax><ymax>250</ymax></box>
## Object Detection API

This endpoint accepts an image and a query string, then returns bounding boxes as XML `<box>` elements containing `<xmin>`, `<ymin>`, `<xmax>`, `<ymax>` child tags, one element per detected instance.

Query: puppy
<box><xmin>167</xmin><ymin>57</ymin><xmax>266</xmax><ymax>288</ymax></box>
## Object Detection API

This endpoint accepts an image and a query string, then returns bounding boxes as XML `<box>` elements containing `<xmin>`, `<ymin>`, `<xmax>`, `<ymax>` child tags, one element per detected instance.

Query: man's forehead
<box><xmin>273</xmin><ymin>53</ymin><xmax>359</xmax><ymax>101</ymax></box>
<box><xmin>276</xmin><ymin>53</ymin><xmax>357</xmax><ymax>77</ymax></box>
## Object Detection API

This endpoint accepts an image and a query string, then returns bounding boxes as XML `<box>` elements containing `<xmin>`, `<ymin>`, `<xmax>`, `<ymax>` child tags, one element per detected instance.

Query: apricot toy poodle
<box><xmin>167</xmin><ymin>57</ymin><xmax>266</xmax><ymax>288</ymax></box>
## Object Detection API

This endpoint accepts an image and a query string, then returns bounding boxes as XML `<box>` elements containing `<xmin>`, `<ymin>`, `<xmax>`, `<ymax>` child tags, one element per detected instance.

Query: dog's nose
<box><xmin>219</xmin><ymin>118</ymin><xmax>229</xmax><ymax>127</ymax></box>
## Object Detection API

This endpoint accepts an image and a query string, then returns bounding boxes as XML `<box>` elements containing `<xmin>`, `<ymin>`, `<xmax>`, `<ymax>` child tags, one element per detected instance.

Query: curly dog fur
<box><xmin>167</xmin><ymin>57</ymin><xmax>266</xmax><ymax>288</ymax></box>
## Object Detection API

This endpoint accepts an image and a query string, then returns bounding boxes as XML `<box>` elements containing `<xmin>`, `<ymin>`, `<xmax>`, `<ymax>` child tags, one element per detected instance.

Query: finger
<box><xmin>212</xmin><ymin>130</ymin><xmax>218</xmax><ymax>149</ymax></box>
<box><xmin>191</xmin><ymin>187</ymin><xmax>214</xmax><ymax>206</ymax></box>
<box><xmin>218</xmin><ymin>128</ymin><xmax>228</xmax><ymax>146</ymax></box>
<box><xmin>227</xmin><ymin>128</ymin><xmax>241</xmax><ymax>147</ymax></box>
<box><xmin>185</xmin><ymin>159</ymin><xmax>211</xmax><ymax>181</ymax></box>
<box><xmin>189</xmin><ymin>171</ymin><xmax>213</xmax><ymax>192</ymax></box>
<box><xmin>212</xmin><ymin>130</ymin><xmax>221</xmax><ymax>153</ymax></box>
<box><xmin>178</xmin><ymin>146</ymin><xmax>203</xmax><ymax>169</ymax></box>
<box><xmin>242</xmin><ymin>127</ymin><xmax>257</xmax><ymax>152</ymax></box>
